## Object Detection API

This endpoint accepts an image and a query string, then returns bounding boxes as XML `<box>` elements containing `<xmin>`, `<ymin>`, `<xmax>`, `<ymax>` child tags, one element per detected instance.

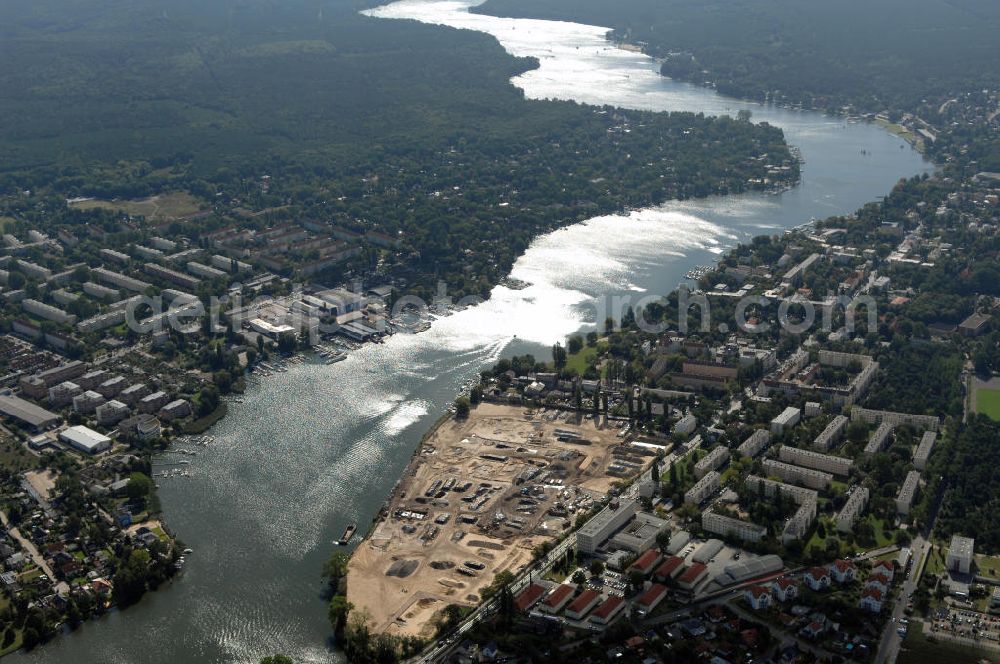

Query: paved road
<box><xmin>0</xmin><ymin>510</ymin><xmax>55</xmax><ymax>581</ymax></box>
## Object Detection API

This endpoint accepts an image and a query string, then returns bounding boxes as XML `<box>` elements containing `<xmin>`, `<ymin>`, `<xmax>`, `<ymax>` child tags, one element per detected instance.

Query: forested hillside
<box><xmin>477</xmin><ymin>0</ymin><xmax>1000</xmax><ymax>114</ymax></box>
<box><xmin>0</xmin><ymin>0</ymin><xmax>797</xmax><ymax>296</ymax></box>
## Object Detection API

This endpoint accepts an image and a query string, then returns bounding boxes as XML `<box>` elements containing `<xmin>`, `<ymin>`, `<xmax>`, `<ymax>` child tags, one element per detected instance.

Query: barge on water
<box><xmin>337</xmin><ymin>523</ymin><xmax>357</xmax><ymax>546</ymax></box>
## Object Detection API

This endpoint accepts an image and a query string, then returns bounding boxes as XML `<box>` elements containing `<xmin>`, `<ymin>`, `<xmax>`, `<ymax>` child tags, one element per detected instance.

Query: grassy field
<box><xmin>69</xmin><ymin>192</ymin><xmax>204</xmax><ymax>221</ymax></box>
<box><xmin>899</xmin><ymin>620</ymin><xmax>1000</xmax><ymax>664</ymax></box>
<box><xmin>565</xmin><ymin>344</ymin><xmax>600</xmax><ymax>375</ymax></box>
<box><xmin>976</xmin><ymin>387</ymin><xmax>1000</xmax><ymax>422</ymax></box>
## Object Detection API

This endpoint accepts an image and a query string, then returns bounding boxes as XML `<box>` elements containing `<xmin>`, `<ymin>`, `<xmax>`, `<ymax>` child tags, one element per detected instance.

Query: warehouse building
<box><xmin>0</xmin><ymin>395</ymin><xmax>60</xmax><ymax>431</ymax></box>
<box><xmin>59</xmin><ymin>425</ymin><xmax>112</xmax><ymax>455</ymax></box>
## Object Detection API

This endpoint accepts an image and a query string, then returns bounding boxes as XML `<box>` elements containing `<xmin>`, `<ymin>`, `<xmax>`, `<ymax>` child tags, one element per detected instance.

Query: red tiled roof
<box><xmin>638</xmin><ymin>583</ymin><xmax>668</xmax><ymax>607</ymax></box>
<box><xmin>514</xmin><ymin>583</ymin><xmax>546</xmax><ymax>612</ymax></box>
<box><xmin>868</xmin><ymin>570</ymin><xmax>891</xmax><ymax>584</ymax></box>
<box><xmin>746</xmin><ymin>585</ymin><xmax>770</xmax><ymax>599</ymax></box>
<box><xmin>543</xmin><ymin>584</ymin><xmax>574</xmax><ymax>607</ymax></box>
<box><xmin>776</xmin><ymin>577</ymin><xmax>798</xmax><ymax>589</ymax></box>
<box><xmin>873</xmin><ymin>560</ymin><xmax>894</xmax><ymax>572</ymax></box>
<box><xmin>832</xmin><ymin>559</ymin><xmax>855</xmax><ymax>572</ymax></box>
<box><xmin>679</xmin><ymin>562</ymin><xmax>707</xmax><ymax>584</ymax></box>
<box><xmin>807</xmin><ymin>566</ymin><xmax>829</xmax><ymax>580</ymax></box>
<box><xmin>566</xmin><ymin>589</ymin><xmax>600</xmax><ymax>614</ymax></box>
<box><xmin>655</xmin><ymin>556</ymin><xmax>685</xmax><ymax>578</ymax></box>
<box><xmin>592</xmin><ymin>595</ymin><xmax>625</xmax><ymax>619</ymax></box>
<box><xmin>631</xmin><ymin>549</ymin><xmax>661</xmax><ymax>573</ymax></box>
<box><xmin>862</xmin><ymin>586</ymin><xmax>884</xmax><ymax>601</ymax></box>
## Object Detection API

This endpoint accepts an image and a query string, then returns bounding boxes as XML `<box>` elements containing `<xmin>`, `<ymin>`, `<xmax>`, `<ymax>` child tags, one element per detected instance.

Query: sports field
<box><xmin>972</xmin><ymin>377</ymin><xmax>1000</xmax><ymax>421</ymax></box>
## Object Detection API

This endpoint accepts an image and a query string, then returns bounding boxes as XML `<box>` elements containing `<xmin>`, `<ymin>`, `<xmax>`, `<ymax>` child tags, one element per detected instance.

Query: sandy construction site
<box><xmin>347</xmin><ymin>403</ymin><xmax>649</xmax><ymax>637</ymax></box>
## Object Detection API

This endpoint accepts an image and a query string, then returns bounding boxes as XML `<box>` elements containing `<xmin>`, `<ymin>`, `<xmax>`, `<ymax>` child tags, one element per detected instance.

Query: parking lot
<box><xmin>929</xmin><ymin>607</ymin><xmax>1000</xmax><ymax>644</ymax></box>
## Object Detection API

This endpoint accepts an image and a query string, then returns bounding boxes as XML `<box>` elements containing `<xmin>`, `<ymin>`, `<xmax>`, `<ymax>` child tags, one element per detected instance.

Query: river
<box><xmin>17</xmin><ymin>1</ymin><xmax>929</xmax><ymax>663</ymax></box>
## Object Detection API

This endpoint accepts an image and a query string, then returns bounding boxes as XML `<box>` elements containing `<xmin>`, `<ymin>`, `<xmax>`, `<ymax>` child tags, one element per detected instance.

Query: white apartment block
<box><xmin>779</xmin><ymin>445</ymin><xmax>853</xmax><ymax>476</ymax></box>
<box><xmin>896</xmin><ymin>470</ymin><xmax>921</xmax><ymax>516</ymax></box>
<box><xmin>863</xmin><ymin>422</ymin><xmax>894</xmax><ymax>457</ymax></box>
<box><xmin>737</xmin><ymin>429</ymin><xmax>771</xmax><ymax>458</ymax></box>
<box><xmin>851</xmin><ymin>406</ymin><xmax>940</xmax><ymax>432</ymax></box>
<box><xmin>702</xmin><ymin>511</ymin><xmax>766</xmax><ymax>543</ymax></box>
<box><xmin>837</xmin><ymin>486</ymin><xmax>869</xmax><ymax>533</ymax></box>
<box><xmin>694</xmin><ymin>446</ymin><xmax>730</xmax><ymax>479</ymax></box>
<box><xmin>913</xmin><ymin>431</ymin><xmax>937</xmax><ymax>471</ymax></box>
<box><xmin>771</xmin><ymin>407</ymin><xmax>802</xmax><ymax>435</ymax></box>
<box><xmin>685</xmin><ymin>470</ymin><xmax>721</xmax><ymax>506</ymax></box>
<box><xmin>813</xmin><ymin>414</ymin><xmax>849</xmax><ymax>451</ymax></box>
<box><xmin>762</xmin><ymin>459</ymin><xmax>833</xmax><ymax>490</ymax></box>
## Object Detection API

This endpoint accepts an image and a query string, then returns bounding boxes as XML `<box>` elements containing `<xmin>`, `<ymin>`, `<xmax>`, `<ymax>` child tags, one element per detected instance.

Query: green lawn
<box><xmin>898</xmin><ymin>620</ymin><xmax>1000</xmax><ymax>664</ymax></box>
<box><xmin>565</xmin><ymin>345</ymin><xmax>599</xmax><ymax>375</ymax></box>
<box><xmin>976</xmin><ymin>388</ymin><xmax>1000</xmax><ymax>422</ymax></box>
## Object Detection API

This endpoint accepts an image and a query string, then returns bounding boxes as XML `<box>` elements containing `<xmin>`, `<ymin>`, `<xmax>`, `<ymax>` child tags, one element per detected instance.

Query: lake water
<box><xmin>18</xmin><ymin>1</ymin><xmax>929</xmax><ymax>662</ymax></box>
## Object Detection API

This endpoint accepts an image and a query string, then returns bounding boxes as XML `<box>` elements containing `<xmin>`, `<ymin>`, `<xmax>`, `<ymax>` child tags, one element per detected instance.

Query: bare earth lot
<box><xmin>347</xmin><ymin>403</ymin><xmax>644</xmax><ymax>637</ymax></box>
<box><xmin>69</xmin><ymin>192</ymin><xmax>204</xmax><ymax>221</ymax></box>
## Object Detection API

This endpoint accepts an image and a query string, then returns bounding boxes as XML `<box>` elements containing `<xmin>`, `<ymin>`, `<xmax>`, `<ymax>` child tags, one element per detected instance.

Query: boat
<box><xmin>337</xmin><ymin>523</ymin><xmax>357</xmax><ymax>545</ymax></box>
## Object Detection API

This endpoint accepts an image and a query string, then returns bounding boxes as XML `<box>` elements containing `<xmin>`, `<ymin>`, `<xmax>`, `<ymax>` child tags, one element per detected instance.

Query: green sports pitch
<box><xmin>976</xmin><ymin>387</ymin><xmax>1000</xmax><ymax>421</ymax></box>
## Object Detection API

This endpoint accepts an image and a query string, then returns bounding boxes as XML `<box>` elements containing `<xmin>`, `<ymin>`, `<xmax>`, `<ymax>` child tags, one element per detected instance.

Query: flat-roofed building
<box><xmin>762</xmin><ymin>459</ymin><xmax>832</xmax><ymax>490</ymax></box>
<box><xmin>684</xmin><ymin>470</ymin><xmax>720</xmax><ymax>506</ymax></box>
<box><xmin>778</xmin><ymin>445</ymin><xmax>853</xmax><ymax>476</ymax></box>
<box><xmin>59</xmin><ymin>425</ymin><xmax>111</xmax><ymax>454</ymax></box>
<box><xmin>100</xmin><ymin>249</ymin><xmax>130</xmax><ymax>265</ymax></box>
<box><xmin>914</xmin><ymin>431</ymin><xmax>937</xmax><ymax>471</ymax></box>
<box><xmin>813</xmin><ymin>414</ymin><xmax>849</xmax><ymax>451</ymax></box>
<box><xmin>0</xmin><ymin>395</ymin><xmax>60</xmax><ymax>431</ymax></box>
<box><xmin>771</xmin><ymin>407</ymin><xmax>802</xmax><ymax>435</ymax></box>
<box><xmin>144</xmin><ymin>263</ymin><xmax>200</xmax><ymax>290</ymax></box>
<box><xmin>576</xmin><ymin>499</ymin><xmax>639</xmax><ymax>554</ymax></box>
<box><xmin>187</xmin><ymin>261</ymin><xmax>227</xmax><ymax>280</ymax></box>
<box><xmin>119</xmin><ymin>383</ymin><xmax>150</xmax><ymax>406</ymax></box>
<box><xmin>72</xmin><ymin>390</ymin><xmax>105</xmax><ymax>414</ymax></box>
<box><xmin>96</xmin><ymin>400</ymin><xmax>130</xmax><ymax>426</ymax></box>
<box><xmin>702</xmin><ymin>511</ymin><xmax>766</xmax><ymax>543</ymax></box>
<box><xmin>610</xmin><ymin>512</ymin><xmax>668</xmax><ymax>553</ymax></box>
<box><xmin>159</xmin><ymin>399</ymin><xmax>192</xmax><ymax>421</ymax></box>
<box><xmin>863</xmin><ymin>422</ymin><xmax>894</xmax><ymax>457</ymax></box>
<box><xmin>836</xmin><ymin>486</ymin><xmax>869</xmax><ymax>533</ymax></box>
<box><xmin>694</xmin><ymin>446</ymin><xmax>730</xmax><ymax>479</ymax></box>
<box><xmin>96</xmin><ymin>376</ymin><xmax>127</xmax><ymax>398</ymax></box>
<box><xmin>76</xmin><ymin>309</ymin><xmax>126</xmax><ymax>333</ymax></box>
<box><xmin>92</xmin><ymin>267</ymin><xmax>151</xmax><ymax>293</ymax></box>
<box><xmin>48</xmin><ymin>381</ymin><xmax>82</xmax><ymax>407</ymax></box>
<box><xmin>139</xmin><ymin>390</ymin><xmax>170</xmax><ymax>414</ymax></box>
<box><xmin>737</xmin><ymin>429</ymin><xmax>771</xmax><ymax>458</ymax></box>
<box><xmin>896</xmin><ymin>470</ymin><xmax>921</xmax><ymax>516</ymax></box>
<box><xmin>947</xmin><ymin>535</ymin><xmax>975</xmax><ymax>574</ymax></box>
<box><xmin>851</xmin><ymin>407</ymin><xmax>940</xmax><ymax>432</ymax></box>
